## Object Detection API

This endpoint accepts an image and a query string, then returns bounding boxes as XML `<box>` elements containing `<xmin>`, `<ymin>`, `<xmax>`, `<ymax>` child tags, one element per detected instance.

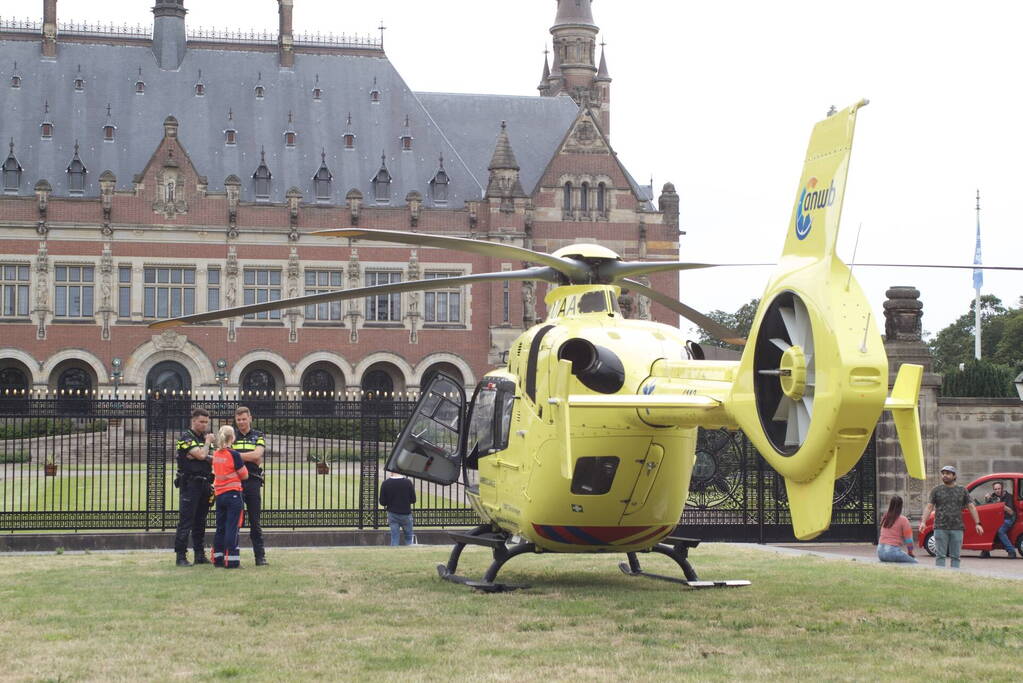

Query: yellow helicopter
<box><xmin>154</xmin><ymin>100</ymin><xmax>926</xmax><ymax>591</ymax></box>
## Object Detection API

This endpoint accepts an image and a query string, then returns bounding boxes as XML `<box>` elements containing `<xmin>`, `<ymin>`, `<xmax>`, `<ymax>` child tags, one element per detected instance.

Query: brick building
<box><xmin>0</xmin><ymin>0</ymin><xmax>681</xmax><ymax>400</ymax></box>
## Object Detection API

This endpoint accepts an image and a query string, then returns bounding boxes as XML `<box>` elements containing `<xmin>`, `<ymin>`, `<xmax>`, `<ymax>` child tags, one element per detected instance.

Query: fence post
<box><xmin>358</xmin><ymin>398</ymin><xmax>381</xmax><ymax>529</ymax></box>
<box><xmin>145</xmin><ymin>397</ymin><xmax>168</xmax><ymax>531</ymax></box>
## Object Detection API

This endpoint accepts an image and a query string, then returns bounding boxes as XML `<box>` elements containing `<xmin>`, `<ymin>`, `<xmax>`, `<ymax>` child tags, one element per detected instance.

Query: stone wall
<box><xmin>935</xmin><ymin>398</ymin><xmax>1023</xmax><ymax>481</ymax></box>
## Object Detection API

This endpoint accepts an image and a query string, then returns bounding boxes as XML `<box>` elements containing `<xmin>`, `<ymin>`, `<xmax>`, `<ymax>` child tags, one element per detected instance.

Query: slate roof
<box><xmin>0</xmin><ymin>37</ymin><xmax>581</xmax><ymax>208</ymax></box>
<box><xmin>414</xmin><ymin>92</ymin><xmax>580</xmax><ymax>196</ymax></box>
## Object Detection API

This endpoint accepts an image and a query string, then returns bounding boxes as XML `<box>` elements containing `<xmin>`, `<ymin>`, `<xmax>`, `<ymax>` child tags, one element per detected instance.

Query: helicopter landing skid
<box><xmin>619</xmin><ymin>536</ymin><xmax>751</xmax><ymax>588</ymax></box>
<box><xmin>436</xmin><ymin>525</ymin><xmax>533</xmax><ymax>592</ymax></box>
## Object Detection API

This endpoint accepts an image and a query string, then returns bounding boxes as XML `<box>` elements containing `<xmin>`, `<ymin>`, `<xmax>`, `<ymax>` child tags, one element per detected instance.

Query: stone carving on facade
<box><xmin>226</xmin><ymin>246</ymin><xmax>239</xmax><ymax>342</ymax></box>
<box><xmin>152</xmin><ymin>329</ymin><xmax>187</xmax><ymax>351</ymax></box>
<box><xmin>522</xmin><ymin>280</ymin><xmax>536</xmax><ymax>326</ymax></box>
<box><xmin>406</xmin><ymin>249</ymin><xmax>421</xmax><ymax>344</ymax></box>
<box><xmin>346</xmin><ymin>248</ymin><xmax>362</xmax><ymax>343</ymax></box>
<box><xmin>34</xmin><ymin>242</ymin><xmax>49</xmax><ymax>340</ymax></box>
<box><xmin>287</xmin><ymin>247</ymin><xmax>300</xmax><ymax>343</ymax></box>
<box><xmin>565</xmin><ymin>117</ymin><xmax>607</xmax><ymax>154</ymax></box>
<box><xmin>637</xmin><ymin>276</ymin><xmax>651</xmax><ymax>321</ymax></box>
<box><xmin>883</xmin><ymin>286</ymin><xmax>923</xmax><ymax>342</ymax></box>
<box><xmin>151</xmin><ymin>154</ymin><xmax>188</xmax><ymax>218</ymax></box>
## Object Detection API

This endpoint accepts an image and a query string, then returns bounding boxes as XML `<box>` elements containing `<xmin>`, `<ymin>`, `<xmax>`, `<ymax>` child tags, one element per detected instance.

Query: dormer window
<box><xmin>372</xmin><ymin>154</ymin><xmax>391</xmax><ymax>204</ymax></box>
<box><xmin>253</xmin><ymin>149</ymin><xmax>272</xmax><ymax>201</ymax></box>
<box><xmin>67</xmin><ymin>143</ymin><xmax>87</xmax><ymax>195</ymax></box>
<box><xmin>430</xmin><ymin>157</ymin><xmax>449</xmax><ymax>205</ymax></box>
<box><xmin>135</xmin><ymin>80</ymin><xmax>145</xmax><ymax>94</ymax></box>
<box><xmin>369</xmin><ymin>78</ymin><xmax>380</xmax><ymax>103</ymax></box>
<box><xmin>313</xmin><ymin>152</ymin><xmax>332</xmax><ymax>203</ymax></box>
<box><xmin>103</xmin><ymin>125</ymin><xmax>115</xmax><ymax>141</ymax></box>
<box><xmin>225</xmin><ymin>129</ymin><xmax>236</xmax><ymax>145</ymax></box>
<box><xmin>255</xmin><ymin>85</ymin><xmax>265</xmax><ymax>99</ymax></box>
<box><xmin>344</xmin><ymin>133</ymin><xmax>355</xmax><ymax>150</ymax></box>
<box><xmin>313</xmin><ymin>87</ymin><xmax>322</xmax><ymax>100</ymax></box>
<box><xmin>3</xmin><ymin>142</ymin><xmax>22</xmax><ymax>194</ymax></box>
<box><xmin>195</xmin><ymin>83</ymin><xmax>205</xmax><ymax>96</ymax></box>
<box><xmin>74</xmin><ymin>78</ymin><xmax>85</xmax><ymax>92</ymax></box>
<box><xmin>10</xmin><ymin>75</ymin><xmax>21</xmax><ymax>88</ymax></box>
<box><xmin>285</xmin><ymin>131</ymin><xmax>296</xmax><ymax>147</ymax></box>
<box><xmin>41</xmin><ymin>123</ymin><xmax>53</xmax><ymax>139</ymax></box>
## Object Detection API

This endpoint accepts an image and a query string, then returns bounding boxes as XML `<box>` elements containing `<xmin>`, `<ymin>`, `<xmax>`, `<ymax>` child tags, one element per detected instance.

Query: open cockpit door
<box><xmin>385</xmin><ymin>373</ymin><xmax>465</xmax><ymax>485</ymax></box>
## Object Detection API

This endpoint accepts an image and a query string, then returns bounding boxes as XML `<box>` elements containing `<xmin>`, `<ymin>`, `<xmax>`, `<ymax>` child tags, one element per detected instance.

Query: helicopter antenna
<box><xmin>846</xmin><ymin>222</ymin><xmax>863</xmax><ymax>292</ymax></box>
<box><xmin>859</xmin><ymin>312</ymin><xmax>871</xmax><ymax>353</ymax></box>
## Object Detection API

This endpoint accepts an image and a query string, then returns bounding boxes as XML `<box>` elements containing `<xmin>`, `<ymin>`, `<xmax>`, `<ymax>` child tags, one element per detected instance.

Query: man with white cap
<box><xmin>920</xmin><ymin>465</ymin><xmax>983</xmax><ymax>568</ymax></box>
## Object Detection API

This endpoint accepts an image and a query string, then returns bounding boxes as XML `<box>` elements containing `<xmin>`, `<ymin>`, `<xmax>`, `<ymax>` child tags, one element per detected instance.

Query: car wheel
<box><xmin>924</xmin><ymin>532</ymin><xmax>936</xmax><ymax>557</ymax></box>
<box><xmin>1016</xmin><ymin>534</ymin><xmax>1023</xmax><ymax>557</ymax></box>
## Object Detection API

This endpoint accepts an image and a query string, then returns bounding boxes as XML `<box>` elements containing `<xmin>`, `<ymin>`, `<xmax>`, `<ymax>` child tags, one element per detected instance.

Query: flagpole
<box><xmin>974</xmin><ymin>189</ymin><xmax>982</xmax><ymax>360</ymax></box>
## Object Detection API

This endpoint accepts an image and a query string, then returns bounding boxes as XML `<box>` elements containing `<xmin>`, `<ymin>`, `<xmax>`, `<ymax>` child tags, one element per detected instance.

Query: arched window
<box><xmin>135</xmin><ymin>80</ymin><xmax>145</xmax><ymax>94</ymax></box>
<box><xmin>361</xmin><ymin>369</ymin><xmax>393</xmax><ymax>399</ymax></box>
<box><xmin>563</xmin><ymin>182</ymin><xmax>573</xmax><ymax>212</ymax></box>
<box><xmin>302</xmin><ymin>368</ymin><xmax>336</xmax><ymax>415</ymax></box>
<box><xmin>0</xmin><ymin>367</ymin><xmax>28</xmax><ymax>394</ymax></box>
<box><xmin>430</xmin><ymin>168</ymin><xmax>449</xmax><ymax>204</ymax></box>
<box><xmin>254</xmin><ymin>85</ymin><xmax>265</xmax><ymax>99</ymax></box>
<box><xmin>57</xmin><ymin>367</ymin><xmax>92</xmax><ymax>414</ymax></box>
<box><xmin>146</xmin><ymin>361</ymin><xmax>191</xmax><ymax>396</ymax></box>
<box><xmin>242</xmin><ymin>368</ymin><xmax>276</xmax><ymax>397</ymax></box>
<box><xmin>597</xmin><ymin>182</ymin><xmax>607</xmax><ymax>215</ymax></box>
<box><xmin>580</xmin><ymin>182</ymin><xmax>590</xmax><ymax>213</ymax></box>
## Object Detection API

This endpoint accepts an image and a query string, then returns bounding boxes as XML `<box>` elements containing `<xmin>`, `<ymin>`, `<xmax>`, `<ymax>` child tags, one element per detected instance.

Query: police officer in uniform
<box><xmin>233</xmin><ymin>406</ymin><xmax>268</xmax><ymax>566</ymax></box>
<box><xmin>174</xmin><ymin>408</ymin><xmax>215</xmax><ymax>566</ymax></box>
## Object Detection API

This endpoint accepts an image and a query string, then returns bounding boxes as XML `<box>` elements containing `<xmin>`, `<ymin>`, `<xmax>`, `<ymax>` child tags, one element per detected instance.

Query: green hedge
<box><xmin>261</xmin><ymin>418</ymin><xmax>401</xmax><ymax>442</ymax></box>
<box><xmin>0</xmin><ymin>450</ymin><xmax>30</xmax><ymax>464</ymax></box>
<box><xmin>941</xmin><ymin>359</ymin><xmax>1017</xmax><ymax>397</ymax></box>
<box><xmin>0</xmin><ymin>418</ymin><xmax>109</xmax><ymax>440</ymax></box>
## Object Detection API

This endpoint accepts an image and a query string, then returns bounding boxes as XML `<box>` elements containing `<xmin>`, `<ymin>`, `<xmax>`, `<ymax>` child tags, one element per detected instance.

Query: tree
<box><xmin>940</xmin><ymin>359</ymin><xmax>1017</xmax><ymax>398</ymax></box>
<box><xmin>696</xmin><ymin>298</ymin><xmax>759</xmax><ymax>352</ymax></box>
<box><xmin>927</xmin><ymin>294</ymin><xmax>1010</xmax><ymax>374</ymax></box>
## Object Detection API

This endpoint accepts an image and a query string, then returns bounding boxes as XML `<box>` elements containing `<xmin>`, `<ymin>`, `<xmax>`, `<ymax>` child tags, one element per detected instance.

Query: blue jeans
<box><xmin>877</xmin><ymin>543</ymin><xmax>918</xmax><ymax>563</ymax></box>
<box><xmin>388</xmin><ymin>512</ymin><xmax>414</xmax><ymax>546</ymax></box>
<box><xmin>213</xmin><ymin>491</ymin><xmax>244</xmax><ymax>568</ymax></box>
<box><xmin>996</xmin><ymin>518</ymin><xmax>1017</xmax><ymax>556</ymax></box>
<box><xmin>934</xmin><ymin>529</ymin><xmax>964</xmax><ymax>568</ymax></box>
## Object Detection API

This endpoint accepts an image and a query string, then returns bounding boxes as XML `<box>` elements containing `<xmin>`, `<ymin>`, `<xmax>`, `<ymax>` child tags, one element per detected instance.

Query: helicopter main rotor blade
<box><xmin>150</xmin><ymin>266</ymin><xmax>559</xmax><ymax>329</ymax></box>
<box><xmin>849</xmin><ymin>263</ymin><xmax>1023</xmax><ymax>271</ymax></box>
<box><xmin>314</xmin><ymin>228</ymin><xmax>591</xmax><ymax>281</ymax></box>
<box><xmin>620</xmin><ymin>278</ymin><xmax>747</xmax><ymax>346</ymax></box>
<box><xmin>600</xmin><ymin>261</ymin><xmax>772</xmax><ymax>282</ymax></box>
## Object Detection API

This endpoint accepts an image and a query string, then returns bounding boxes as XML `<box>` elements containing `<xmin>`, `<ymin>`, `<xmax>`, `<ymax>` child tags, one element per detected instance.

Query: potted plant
<box><xmin>44</xmin><ymin>454</ymin><xmax>57</xmax><ymax>477</ymax></box>
<box><xmin>315</xmin><ymin>455</ymin><xmax>329</xmax><ymax>475</ymax></box>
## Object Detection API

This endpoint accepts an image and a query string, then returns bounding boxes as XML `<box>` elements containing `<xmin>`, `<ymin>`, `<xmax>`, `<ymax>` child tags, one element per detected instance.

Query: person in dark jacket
<box><xmin>379</xmin><ymin>471</ymin><xmax>416</xmax><ymax>546</ymax></box>
<box><xmin>173</xmin><ymin>408</ymin><xmax>215</xmax><ymax>566</ymax></box>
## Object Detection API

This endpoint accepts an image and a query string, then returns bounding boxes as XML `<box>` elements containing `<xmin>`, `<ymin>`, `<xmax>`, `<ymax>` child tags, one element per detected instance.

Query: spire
<box><xmin>488</xmin><ymin>121</ymin><xmax>520</xmax><ymax>171</ymax></box>
<box><xmin>595</xmin><ymin>41</ymin><xmax>611</xmax><ymax>81</ymax></box>
<box><xmin>553</xmin><ymin>0</ymin><xmax>596</xmax><ymax>28</ymax></box>
<box><xmin>538</xmin><ymin>47</ymin><xmax>551</xmax><ymax>94</ymax></box>
<box><xmin>486</xmin><ymin>122</ymin><xmax>526</xmax><ymax>200</ymax></box>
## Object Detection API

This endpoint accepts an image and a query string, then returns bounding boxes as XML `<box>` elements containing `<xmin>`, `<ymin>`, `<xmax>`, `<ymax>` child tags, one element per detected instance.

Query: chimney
<box><xmin>41</xmin><ymin>0</ymin><xmax>57</xmax><ymax>58</ymax></box>
<box><xmin>278</xmin><ymin>0</ymin><xmax>294</xmax><ymax>68</ymax></box>
<box><xmin>152</xmin><ymin>0</ymin><xmax>187</xmax><ymax>70</ymax></box>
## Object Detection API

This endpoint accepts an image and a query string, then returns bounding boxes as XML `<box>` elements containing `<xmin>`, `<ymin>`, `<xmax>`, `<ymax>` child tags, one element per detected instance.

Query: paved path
<box><xmin>754</xmin><ymin>542</ymin><xmax>1023</xmax><ymax>581</ymax></box>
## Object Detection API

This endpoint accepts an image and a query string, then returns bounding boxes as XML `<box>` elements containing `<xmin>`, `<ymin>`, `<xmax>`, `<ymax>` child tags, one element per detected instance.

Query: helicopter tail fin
<box><xmin>884</xmin><ymin>363</ymin><xmax>925</xmax><ymax>479</ymax></box>
<box><xmin>725</xmin><ymin>100</ymin><xmax>906</xmax><ymax>540</ymax></box>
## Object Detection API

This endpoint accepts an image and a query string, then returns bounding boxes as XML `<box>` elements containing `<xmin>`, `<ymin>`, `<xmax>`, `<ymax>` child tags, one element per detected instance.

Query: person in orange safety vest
<box><xmin>212</xmin><ymin>425</ymin><xmax>249</xmax><ymax>568</ymax></box>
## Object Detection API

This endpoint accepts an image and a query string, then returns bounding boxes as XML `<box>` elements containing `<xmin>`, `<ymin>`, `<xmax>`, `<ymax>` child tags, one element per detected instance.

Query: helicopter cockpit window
<box><xmin>467</xmin><ymin>377</ymin><xmax>516</xmax><ymax>462</ymax></box>
<box><xmin>571</xmin><ymin>456</ymin><xmax>620</xmax><ymax>495</ymax></box>
<box><xmin>578</xmin><ymin>290</ymin><xmax>608</xmax><ymax>314</ymax></box>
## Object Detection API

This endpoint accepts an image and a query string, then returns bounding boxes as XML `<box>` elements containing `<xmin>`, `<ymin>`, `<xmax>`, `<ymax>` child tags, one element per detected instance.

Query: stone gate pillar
<box><xmin>878</xmin><ymin>286</ymin><xmax>942</xmax><ymax>521</ymax></box>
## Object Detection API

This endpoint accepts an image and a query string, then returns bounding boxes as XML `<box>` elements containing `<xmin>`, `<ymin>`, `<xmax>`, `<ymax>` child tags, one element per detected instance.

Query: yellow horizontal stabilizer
<box><xmin>884</xmin><ymin>363</ymin><xmax>925</xmax><ymax>480</ymax></box>
<box><xmin>784</xmin><ymin>453</ymin><xmax>837</xmax><ymax>540</ymax></box>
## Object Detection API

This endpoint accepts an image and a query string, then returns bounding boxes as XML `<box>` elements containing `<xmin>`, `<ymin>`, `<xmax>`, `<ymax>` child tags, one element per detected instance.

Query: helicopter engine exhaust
<box><xmin>558</xmin><ymin>338</ymin><xmax>625</xmax><ymax>394</ymax></box>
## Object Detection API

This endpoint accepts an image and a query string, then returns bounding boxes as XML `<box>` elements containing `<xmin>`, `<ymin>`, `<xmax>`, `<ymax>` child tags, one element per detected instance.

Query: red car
<box><xmin>917</xmin><ymin>473</ymin><xmax>1023</xmax><ymax>556</ymax></box>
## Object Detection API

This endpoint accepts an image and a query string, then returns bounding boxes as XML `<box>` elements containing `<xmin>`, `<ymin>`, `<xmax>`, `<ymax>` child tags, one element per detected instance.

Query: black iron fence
<box><xmin>0</xmin><ymin>398</ymin><xmax>876</xmax><ymax>541</ymax></box>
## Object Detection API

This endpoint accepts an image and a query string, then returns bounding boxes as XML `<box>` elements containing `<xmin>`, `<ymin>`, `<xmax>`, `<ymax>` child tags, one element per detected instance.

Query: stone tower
<box><xmin>541</xmin><ymin>0</ymin><xmax>612</xmax><ymax>137</ymax></box>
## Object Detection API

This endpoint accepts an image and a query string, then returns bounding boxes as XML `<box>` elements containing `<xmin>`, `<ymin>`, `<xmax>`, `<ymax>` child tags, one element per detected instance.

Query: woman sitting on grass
<box><xmin>212</xmin><ymin>424</ymin><xmax>248</xmax><ymax>568</ymax></box>
<box><xmin>877</xmin><ymin>495</ymin><xmax>917</xmax><ymax>564</ymax></box>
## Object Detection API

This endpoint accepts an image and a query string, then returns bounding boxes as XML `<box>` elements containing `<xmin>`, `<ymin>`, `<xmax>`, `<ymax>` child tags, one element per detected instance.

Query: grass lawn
<box><xmin>1</xmin><ymin>545</ymin><xmax>1021</xmax><ymax>681</ymax></box>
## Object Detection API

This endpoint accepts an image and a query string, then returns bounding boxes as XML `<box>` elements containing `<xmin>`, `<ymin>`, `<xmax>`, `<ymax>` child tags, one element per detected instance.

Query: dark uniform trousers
<box><xmin>242</xmin><ymin>478</ymin><xmax>264</xmax><ymax>559</ymax></box>
<box><xmin>174</xmin><ymin>475</ymin><xmax>212</xmax><ymax>555</ymax></box>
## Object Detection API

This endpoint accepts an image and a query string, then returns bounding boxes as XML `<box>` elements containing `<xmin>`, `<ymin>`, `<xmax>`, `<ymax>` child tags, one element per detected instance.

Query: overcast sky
<box><xmin>49</xmin><ymin>0</ymin><xmax>1022</xmax><ymax>338</ymax></box>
